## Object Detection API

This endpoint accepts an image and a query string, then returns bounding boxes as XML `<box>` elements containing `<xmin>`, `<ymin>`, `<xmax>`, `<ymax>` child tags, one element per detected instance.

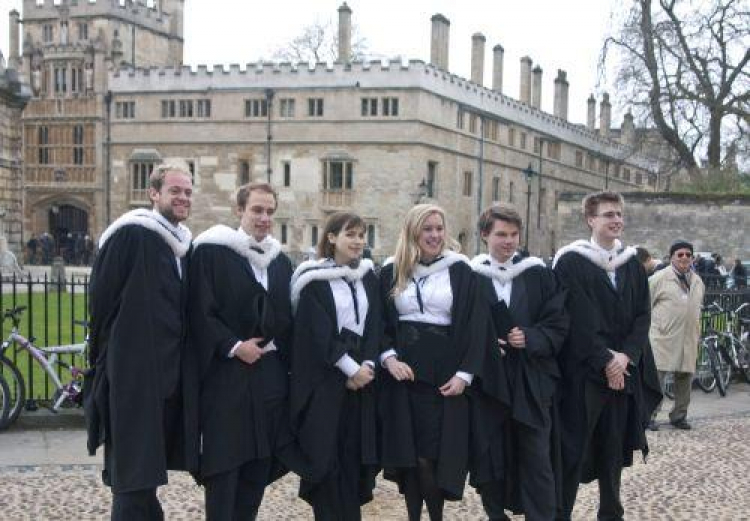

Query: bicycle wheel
<box><xmin>0</xmin><ymin>375</ymin><xmax>10</xmax><ymax>430</ymax></box>
<box><xmin>735</xmin><ymin>340</ymin><xmax>750</xmax><ymax>383</ymax></box>
<box><xmin>0</xmin><ymin>356</ymin><xmax>25</xmax><ymax>427</ymax></box>
<box><xmin>695</xmin><ymin>340</ymin><xmax>716</xmax><ymax>393</ymax></box>
<box><xmin>706</xmin><ymin>339</ymin><xmax>728</xmax><ymax>397</ymax></box>
<box><xmin>716</xmin><ymin>340</ymin><xmax>733</xmax><ymax>392</ymax></box>
<box><xmin>663</xmin><ymin>372</ymin><xmax>675</xmax><ymax>400</ymax></box>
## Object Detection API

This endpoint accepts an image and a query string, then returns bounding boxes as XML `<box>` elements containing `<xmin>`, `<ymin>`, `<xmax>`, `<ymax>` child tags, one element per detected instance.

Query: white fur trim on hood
<box><xmin>552</xmin><ymin>239</ymin><xmax>636</xmax><ymax>271</ymax></box>
<box><xmin>470</xmin><ymin>254</ymin><xmax>546</xmax><ymax>283</ymax></box>
<box><xmin>193</xmin><ymin>225</ymin><xmax>282</xmax><ymax>269</ymax></box>
<box><xmin>98</xmin><ymin>209</ymin><xmax>192</xmax><ymax>257</ymax></box>
<box><xmin>291</xmin><ymin>258</ymin><xmax>375</xmax><ymax>312</ymax></box>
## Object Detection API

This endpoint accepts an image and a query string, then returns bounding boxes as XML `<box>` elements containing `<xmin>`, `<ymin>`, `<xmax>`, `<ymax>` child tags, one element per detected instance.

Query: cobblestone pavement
<box><xmin>1</xmin><ymin>414</ymin><xmax>749</xmax><ymax>520</ymax></box>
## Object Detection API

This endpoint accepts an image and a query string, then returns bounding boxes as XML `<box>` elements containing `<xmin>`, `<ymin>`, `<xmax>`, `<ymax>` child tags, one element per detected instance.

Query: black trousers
<box><xmin>559</xmin><ymin>382</ymin><xmax>628</xmax><ymax>521</ymax></box>
<box><xmin>481</xmin><ymin>410</ymin><xmax>556</xmax><ymax>521</ymax></box>
<box><xmin>204</xmin><ymin>458</ymin><xmax>272</xmax><ymax>521</ymax></box>
<box><xmin>111</xmin><ymin>488</ymin><xmax>163</xmax><ymax>521</ymax></box>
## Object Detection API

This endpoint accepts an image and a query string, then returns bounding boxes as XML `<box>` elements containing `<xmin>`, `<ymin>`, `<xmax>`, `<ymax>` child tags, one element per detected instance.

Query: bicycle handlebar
<box><xmin>3</xmin><ymin>306</ymin><xmax>27</xmax><ymax>320</ymax></box>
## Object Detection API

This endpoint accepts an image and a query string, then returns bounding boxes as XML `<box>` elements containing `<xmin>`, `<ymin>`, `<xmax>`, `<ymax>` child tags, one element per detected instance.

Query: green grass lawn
<box><xmin>0</xmin><ymin>290</ymin><xmax>88</xmax><ymax>403</ymax></box>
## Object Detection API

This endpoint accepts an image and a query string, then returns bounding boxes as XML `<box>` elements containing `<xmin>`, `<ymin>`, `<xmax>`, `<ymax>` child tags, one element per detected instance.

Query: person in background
<box><xmin>648</xmin><ymin>240</ymin><xmax>705</xmax><ymax>431</ymax></box>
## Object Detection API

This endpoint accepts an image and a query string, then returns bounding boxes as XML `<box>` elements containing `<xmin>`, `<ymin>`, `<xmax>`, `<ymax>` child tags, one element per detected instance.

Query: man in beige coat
<box><xmin>648</xmin><ymin>240</ymin><xmax>705</xmax><ymax>430</ymax></box>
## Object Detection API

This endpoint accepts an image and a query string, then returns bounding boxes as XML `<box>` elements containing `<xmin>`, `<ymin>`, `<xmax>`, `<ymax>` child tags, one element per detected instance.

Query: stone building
<box><xmin>11</xmin><ymin>0</ymin><xmax>182</xmax><ymax>250</ymax></box>
<box><xmin>0</xmin><ymin>46</ymin><xmax>31</xmax><ymax>254</ymax></box>
<box><xmin>11</xmin><ymin>1</ymin><xmax>658</xmax><ymax>257</ymax></box>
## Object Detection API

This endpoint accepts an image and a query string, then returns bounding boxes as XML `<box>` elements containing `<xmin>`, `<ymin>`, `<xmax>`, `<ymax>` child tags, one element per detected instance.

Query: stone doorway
<box><xmin>48</xmin><ymin>204</ymin><xmax>89</xmax><ymax>258</ymax></box>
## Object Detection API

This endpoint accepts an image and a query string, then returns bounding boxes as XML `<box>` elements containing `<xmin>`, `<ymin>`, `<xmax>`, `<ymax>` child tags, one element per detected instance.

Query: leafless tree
<box><xmin>602</xmin><ymin>0</ymin><xmax>749</xmax><ymax>179</ymax></box>
<box><xmin>271</xmin><ymin>20</ymin><xmax>368</xmax><ymax>63</ymax></box>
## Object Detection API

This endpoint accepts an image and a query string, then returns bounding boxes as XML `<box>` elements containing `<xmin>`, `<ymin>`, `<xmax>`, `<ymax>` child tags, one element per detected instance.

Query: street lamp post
<box><xmin>522</xmin><ymin>163</ymin><xmax>537</xmax><ymax>251</ymax></box>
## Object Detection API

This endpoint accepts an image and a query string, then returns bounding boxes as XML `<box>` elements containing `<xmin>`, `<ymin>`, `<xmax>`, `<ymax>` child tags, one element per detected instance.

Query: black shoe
<box><xmin>671</xmin><ymin>419</ymin><xmax>692</xmax><ymax>430</ymax></box>
<box><xmin>647</xmin><ymin>420</ymin><xmax>660</xmax><ymax>431</ymax></box>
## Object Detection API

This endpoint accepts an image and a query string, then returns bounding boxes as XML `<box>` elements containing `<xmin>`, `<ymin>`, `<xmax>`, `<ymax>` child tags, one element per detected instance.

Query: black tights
<box><xmin>403</xmin><ymin>458</ymin><xmax>444</xmax><ymax>521</ymax></box>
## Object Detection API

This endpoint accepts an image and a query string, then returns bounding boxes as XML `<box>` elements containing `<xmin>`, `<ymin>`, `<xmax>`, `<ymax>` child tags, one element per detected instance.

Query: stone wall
<box><xmin>556</xmin><ymin>192</ymin><xmax>750</xmax><ymax>261</ymax></box>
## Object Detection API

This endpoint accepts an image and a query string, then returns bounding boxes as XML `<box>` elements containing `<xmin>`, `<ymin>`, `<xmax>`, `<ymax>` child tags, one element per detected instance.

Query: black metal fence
<box><xmin>0</xmin><ymin>273</ymin><xmax>89</xmax><ymax>406</ymax></box>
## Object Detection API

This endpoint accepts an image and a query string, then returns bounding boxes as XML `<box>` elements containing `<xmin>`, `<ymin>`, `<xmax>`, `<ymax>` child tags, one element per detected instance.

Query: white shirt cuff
<box><xmin>335</xmin><ymin>354</ymin><xmax>361</xmax><ymax>378</ymax></box>
<box><xmin>379</xmin><ymin>349</ymin><xmax>398</xmax><ymax>366</ymax></box>
<box><xmin>261</xmin><ymin>340</ymin><xmax>277</xmax><ymax>353</ymax></box>
<box><xmin>228</xmin><ymin>340</ymin><xmax>242</xmax><ymax>358</ymax></box>
<box><xmin>363</xmin><ymin>360</ymin><xmax>375</xmax><ymax>369</ymax></box>
<box><xmin>455</xmin><ymin>371</ymin><xmax>473</xmax><ymax>385</ymax></box>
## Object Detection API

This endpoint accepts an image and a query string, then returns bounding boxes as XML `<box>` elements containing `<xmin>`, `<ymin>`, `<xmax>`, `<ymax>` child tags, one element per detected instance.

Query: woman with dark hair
<box><xmin>289</xmin><ymin>212</ymin><xmax>381</xmax><ymax>520</ymax></box>
<box><xmin>379</xmin><ymin>204</ymin><xmax>486</xmax><ymax>520</ymax></box>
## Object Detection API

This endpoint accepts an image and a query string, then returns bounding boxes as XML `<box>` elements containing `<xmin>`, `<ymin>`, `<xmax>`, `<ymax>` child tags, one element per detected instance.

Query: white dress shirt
<box><xmin>490</xmin><ymin>255</ymin><xmax>515</xmax><ymax>304</ymax></box>
<box><xmin>329</xmin><ymin>277</ymin><xmax>373</xmax><ymax>378</ymax></box>
<box><xmin>590</xmin><ymin>237</ymin><xmax>618</xmax><ymax>287</ymax></box>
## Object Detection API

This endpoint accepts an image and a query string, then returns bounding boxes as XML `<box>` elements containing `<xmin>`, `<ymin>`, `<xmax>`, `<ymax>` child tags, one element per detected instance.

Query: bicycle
<box><xmin>705</xmin><ymin>301</ymin><xmax>750</xmax><ymax>389</ymax></box>
<box><xmin>662</xmin><ymin>338</ymin><xmax>720</xmax><ymax>399</ymax></box>
<box><xmin>0</xmin><ymin>373</ymin><xmax>10</xmax><ymax>428</ymax></box>
<box><xmin>0</xmin><ymin>306</ymin><xmax>89</xmax><ymax>431</ymax></box>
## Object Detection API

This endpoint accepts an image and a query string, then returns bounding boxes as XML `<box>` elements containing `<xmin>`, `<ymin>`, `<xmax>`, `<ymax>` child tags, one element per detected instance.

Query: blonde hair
<box><xmin>391</xmin><ymin>204</ymin><xmax>459</xmax><ymax>294</ymax></box>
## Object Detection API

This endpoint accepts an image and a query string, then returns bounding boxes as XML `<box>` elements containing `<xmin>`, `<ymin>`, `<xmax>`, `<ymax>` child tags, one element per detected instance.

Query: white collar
<box><xmin>471</xmin><ymin>253</ymin><xmax>546</xmax><ymax>283</ymax></box>
<box><xmin>290</xmin><ymin>258</ymin><xmax>374</xmax><ymax>312</ymax></box>
<box><xmin>552</xmin><ymin>238</ymin><xmax>636</xmax><ymax>271</ymax></box>
<box><xmin>99</xmin><ymin>208</ymin><xmax>192</xmax><ymax>257</ymax></box>
<box><xmin>192</xmin><ymin>225</ymin><xmax>281</xmax><ymax>269</ymax></box>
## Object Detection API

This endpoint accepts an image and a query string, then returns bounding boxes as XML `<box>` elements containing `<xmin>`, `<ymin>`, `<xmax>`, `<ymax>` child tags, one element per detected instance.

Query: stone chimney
<box><xmin>553</xmin><ymin>69</ymin><xmax>569</xmax><ymax>120</ymax></box>
<box><xmin>531</xmin><ymin>65</ymin><xmax>543</xmax><ymax>109</ymax></box>
<box><xmin>519</xmin><ymin>56</ymin><xmax>532</xmax><ymax>104</ymax></box>
<box><xmin>492</xmin><ymin>44</ymin><xmax>504</xmax><ymax>93</ymax></box>
<box><xmin>621</xmin><ymin>110</ymin><xmax>635</xmax><ymax>145</ymax></box>
<box><xmin>587</xmin><ymin>94</ymin><xmax>596</xmax><ymax>130</ymax></box>
<box><xmin>9</xmin><ymin>10</ymin><xmax>20</xmax><ymax>70</ymax></box>
<box><xmin>337</xmin><ymin>2</ymin><xmax>352</xmax><ymax>63</ymax></box>
<box><xmin>470</xmin><ymin>33</ymin><xmax>485</xmax><ymax>85</ymax></box>
<box><xmin>599</xmin><ymin>93</ymin><xmax>611</xmax><ymax>138</ymax></box>
<box><xmin>430</xmin><ymin>14</ymin><xmax>450</xmax><ymax>70</ymax></box>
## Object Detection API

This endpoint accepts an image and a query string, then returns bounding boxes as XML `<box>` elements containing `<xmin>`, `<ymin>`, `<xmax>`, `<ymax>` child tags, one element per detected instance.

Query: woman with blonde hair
<box><xmin>379</xmin><ymin>204</ymin><xmax>486</xmax><ymax>520</ymax></box>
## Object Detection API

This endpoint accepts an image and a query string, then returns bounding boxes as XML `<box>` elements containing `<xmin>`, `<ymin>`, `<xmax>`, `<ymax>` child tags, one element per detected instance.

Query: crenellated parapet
<box><xmin>22</xmin><ymin>0</ymin><xmax>174</xmax><ymax>37</ymax></box>
<box><xmin>109</xmin><ymin>59</ymin><xmax>656</xmax><ymax>171</ymax></box>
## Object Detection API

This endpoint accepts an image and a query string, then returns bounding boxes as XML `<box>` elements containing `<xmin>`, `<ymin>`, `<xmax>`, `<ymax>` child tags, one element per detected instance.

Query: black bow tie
<box><xmin>249</xmin><ymin>246</ymin><xmax>264</xmax><ymax>254</ymax></box>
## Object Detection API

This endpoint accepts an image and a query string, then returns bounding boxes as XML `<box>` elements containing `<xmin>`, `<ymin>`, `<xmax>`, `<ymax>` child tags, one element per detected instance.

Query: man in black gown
<box><xmin>553</xmin><ymin>191</ymin><xmax>660</xmax><ymax>521</ymax></box>
<box><xmin>189</xmin><ymin>182</ymin><xmax>296</xmax><ymax>519</ymax></box>
<box><xmin>86</xmin><ymin>163</ymin><xmax>198</xmax><ymax>520</ymax></box>
<box><xmin>471</xmin><ymin>205</ymin><xmax>568</xmax><ymax>521</ymax></box>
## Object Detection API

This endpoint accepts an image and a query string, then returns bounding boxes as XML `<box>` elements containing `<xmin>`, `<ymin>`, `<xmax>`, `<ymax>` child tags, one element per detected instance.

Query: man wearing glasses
<box><xmin>647</xmin><ymin>241</ymin><xmax>705</xmax><ymax>431</ymax></box>
<box><xmin>552</xmin><ymin>191</ymin><xmax>660</xmax><ymax>521</ymax></box>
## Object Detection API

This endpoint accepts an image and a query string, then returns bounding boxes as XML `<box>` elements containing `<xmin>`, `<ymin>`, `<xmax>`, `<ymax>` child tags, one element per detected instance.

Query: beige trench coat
<box><xmin>648</xmin><ymin>267</ymin><xmax>705</xmax><ymax>373</ymax></box>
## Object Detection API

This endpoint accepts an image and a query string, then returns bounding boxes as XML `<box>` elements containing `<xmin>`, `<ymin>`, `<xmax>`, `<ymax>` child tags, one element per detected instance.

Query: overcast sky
<box><xmin>2</xmin><ymin>0</ymin><xmax>622</xmax><ymax>124</ymax></box>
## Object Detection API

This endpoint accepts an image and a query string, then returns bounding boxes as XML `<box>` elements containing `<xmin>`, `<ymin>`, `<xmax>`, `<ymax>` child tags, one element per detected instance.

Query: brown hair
<box><xmin>236</xmin><ymin>182</ymin><xmax>278</xmax><ymax>210</ymax></box>
<box><xmin>582</xmin><ymin>191</ymin><xmax>624</xmax><ymax>219</ymax></box>
<box><xmin>477</xmin><ymin>205</ymin><xmax>523</xmax><ymax>237</ymax></box>
<box><xmin>317</xmin><ymin>212</ymin><xmax>365</xmax><ymax>260</ymax></box>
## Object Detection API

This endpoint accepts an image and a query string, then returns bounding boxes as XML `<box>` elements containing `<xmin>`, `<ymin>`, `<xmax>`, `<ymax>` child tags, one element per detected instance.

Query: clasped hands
<box><xmin>497</xmin><ymin>327</ymin><xmax>525</xmax><ymax>355</ymax></box>
<box><xmin>605</xmin><ymin>350</ymin><xmax>631</xmax><ymax>390</ymax></box>
<box><xmin>383</xmin><ymin>356</ymin><xmax>466</xmax><ymax>396</ymax></box>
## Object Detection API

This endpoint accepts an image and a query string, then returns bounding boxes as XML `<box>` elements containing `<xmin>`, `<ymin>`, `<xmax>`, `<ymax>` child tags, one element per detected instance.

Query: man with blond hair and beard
<box><xmin>86</xmin><ymin>163</ymin><xmax>198</xmax><ymax>520</ymax></box>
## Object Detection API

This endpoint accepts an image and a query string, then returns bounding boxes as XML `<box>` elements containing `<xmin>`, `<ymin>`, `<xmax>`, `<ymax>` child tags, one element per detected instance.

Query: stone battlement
<box><xmin>110</xmin><ymin>59</ymin><xmax>655</xmax><ymax>171</ymax></box>
<box><xmin>23</xmin><ymin>0</ymin><xmax>172</xmax><ymax>34</ymax></box>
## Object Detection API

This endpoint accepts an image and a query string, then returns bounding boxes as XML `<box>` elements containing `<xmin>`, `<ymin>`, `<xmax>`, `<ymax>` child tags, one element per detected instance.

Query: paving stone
<box><xmin>1</xmin><ymin>415</ymin><xmax>749</xmax><ymax>520</ymax></box>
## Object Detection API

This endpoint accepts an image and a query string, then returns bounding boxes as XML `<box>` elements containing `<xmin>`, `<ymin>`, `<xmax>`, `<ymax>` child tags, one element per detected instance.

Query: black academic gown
<box><xmin>188</xmin><ymin>243</ymin><xmax>295</xmax><ymax>478</ymax></box>
<box><xmin>471</xmin><ymin>258</ymin><xmax>569</xmax><ymax>515</ymax></box>
<box><xmin>289</xmin><ymin>269</ymin><xmax>381</xmax><ymax>506</ymax></box>
<box><xmin>378</xmin><ymin>260</ymin><xmax>486</xmax><ymax>501</ymax></box>
<box><xmin>554</xmin><ymin>251</ymin><xmax>661</xmax><ymax>484</ymax></box>
<box><xmin>86</xmin><ymin>225</ymin><xmax>199</xmax><ymax>493</ymax></box>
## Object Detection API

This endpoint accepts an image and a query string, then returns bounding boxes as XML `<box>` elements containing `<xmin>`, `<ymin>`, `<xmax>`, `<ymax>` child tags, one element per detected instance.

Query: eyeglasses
<box><xmin>675</xmin><ymin>252</ymin><xmax>693</xmax><ymax>259</ymax></box>
<box><xmin>594</xmin><ymin>211</ymin><xmax>623</xmax><ymax>219</ymax></box>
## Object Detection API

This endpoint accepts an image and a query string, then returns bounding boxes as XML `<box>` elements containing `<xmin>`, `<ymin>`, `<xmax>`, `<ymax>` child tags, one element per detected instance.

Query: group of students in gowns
<box><xmin>86</xmin><ymin>164</ymin><xmax>660</xmax><ymax>521</ymax></box>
